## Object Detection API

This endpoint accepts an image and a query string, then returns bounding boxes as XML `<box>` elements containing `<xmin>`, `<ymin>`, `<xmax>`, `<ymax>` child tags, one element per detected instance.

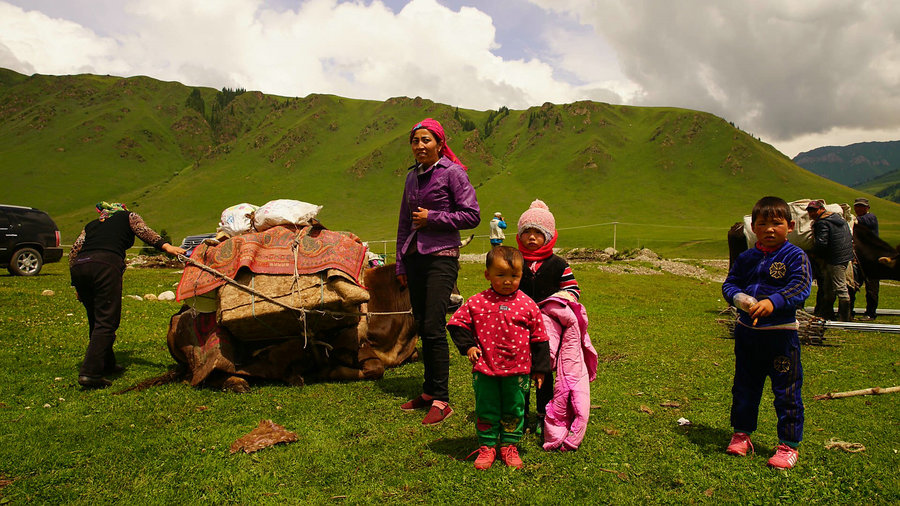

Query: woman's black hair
<box><xmin>751</xmin><ymin>196</ymin><xmax>792</xmax><ymax>225</ymax></box>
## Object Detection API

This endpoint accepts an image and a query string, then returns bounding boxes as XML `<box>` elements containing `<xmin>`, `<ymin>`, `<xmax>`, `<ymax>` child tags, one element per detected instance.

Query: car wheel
<box><xmin>10</xmin><ymin>248</ymin><xmax>43</xmax><ymax>276</ymax></box>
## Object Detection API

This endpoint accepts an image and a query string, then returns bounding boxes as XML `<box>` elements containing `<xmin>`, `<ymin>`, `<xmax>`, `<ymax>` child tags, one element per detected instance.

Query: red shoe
<box><xmin>470</xmin><ymin>445</ymin><xmax>496</xmax><ymax>470</ymax></box>
<box><xmin>421</xmin><ymin>404</ymin><xmax>453</xmax><ymax>424</ymax></box>
<box><xmin>767</xmin><ymin>444</ymin><xmax>799</xmax><ymax>469</ymax></box>
<box><xmin>726</xmin><ymin>432</ymin><xmax>754</xmax><ymax>456</ymax></box>
<box><xmin>499</xmin><ymin>445</ymin><xmax>524</xmax><ymax>469</ymax></box>
<box><xmin>400</xmin><ymin>395</ymin><xmax>431</xmax><ymax>411</ymax></box>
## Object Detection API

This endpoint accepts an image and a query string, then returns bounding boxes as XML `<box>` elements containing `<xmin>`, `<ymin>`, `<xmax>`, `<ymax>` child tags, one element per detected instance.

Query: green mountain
<box><xmin>2</xmin><ymin>68</ymin><xmax>899</xmax><ymax>257</ymax></box>
<box><xmin>792</xmin><ymin>141</ymin><xmax>900</xmax><ymax>187</ymax></box>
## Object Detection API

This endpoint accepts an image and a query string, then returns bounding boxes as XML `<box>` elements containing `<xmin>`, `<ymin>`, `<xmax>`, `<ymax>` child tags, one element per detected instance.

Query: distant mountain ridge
<box><xmin>2</xmin><ymin>67</ymin><xmax>898</xmax><ymax>257</ymax></box>
<box><xmin>792</xmin><ymin>140</ymin><xmax>900</xmax><ymax>188</ymax></box>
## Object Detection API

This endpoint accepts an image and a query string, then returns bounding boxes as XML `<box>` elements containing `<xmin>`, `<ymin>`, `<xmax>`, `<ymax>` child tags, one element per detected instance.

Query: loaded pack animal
<box><xmin>166</xmin><ymin>263</ymin><xmax>419</xmax><ymax>391</ymax></box>
<box><xmin>164</xmin><ymin>225</ymin><xmax>469</xmax><ymax>392</ymax></box>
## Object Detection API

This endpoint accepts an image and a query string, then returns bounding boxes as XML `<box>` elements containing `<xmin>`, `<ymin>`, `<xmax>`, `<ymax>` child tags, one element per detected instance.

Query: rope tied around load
<box><xmin>177</xmin><ymin>253</ymin><xmax>413</xmax><ymax>322</ymax></box>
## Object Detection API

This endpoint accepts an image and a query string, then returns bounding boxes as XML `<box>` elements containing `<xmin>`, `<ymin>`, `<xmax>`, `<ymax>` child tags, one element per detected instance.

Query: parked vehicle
<box><xmin>0</xmin><ymin>205</ymin><xmax>64</xmax><ymax>276</ymax></box>
<box><xmin>179</xmin><ymin>233</ymin><xmax>217</xmax><ymax>256</ymax></box>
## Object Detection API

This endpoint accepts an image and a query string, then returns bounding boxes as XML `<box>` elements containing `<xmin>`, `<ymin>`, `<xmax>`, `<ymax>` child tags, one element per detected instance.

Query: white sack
<box><xmin>253</xmin><ymin>199</ymin><xmax>322</xmax><ymax>232</ymax></box>
<box><xmin>742</xmin><ymin>199</ymin><xmax>855</xmax><ymax>251</ymax></box>
<box><xmin>218</xmin><ymin>203</ymin><xmax>258</xmax><ymax>237</ymax></box>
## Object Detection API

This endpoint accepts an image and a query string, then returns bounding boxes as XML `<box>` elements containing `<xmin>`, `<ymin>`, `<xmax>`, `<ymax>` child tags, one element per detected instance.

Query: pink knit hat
<box><xmin>517</xmin><ymin>200</ymin><xmax>556</xmax><ymax>241</ymax></box>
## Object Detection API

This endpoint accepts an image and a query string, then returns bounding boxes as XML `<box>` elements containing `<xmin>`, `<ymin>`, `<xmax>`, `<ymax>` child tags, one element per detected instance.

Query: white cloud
<box><xmin>0</xmin><ymin>2</ymin><xmax>128</xmax><ymax>75</ymax></box>
<box><xmin>0</xmin><ymin>0</ymin><xmax>625</xmax><ymax>111</ymax></box>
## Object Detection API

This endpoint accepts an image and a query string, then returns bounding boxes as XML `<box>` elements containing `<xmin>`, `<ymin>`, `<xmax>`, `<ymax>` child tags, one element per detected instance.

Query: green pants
<box><xmin>473</xmin><ymin>372</ymin><xmax>530</xmax><ymax>446</ymax></box>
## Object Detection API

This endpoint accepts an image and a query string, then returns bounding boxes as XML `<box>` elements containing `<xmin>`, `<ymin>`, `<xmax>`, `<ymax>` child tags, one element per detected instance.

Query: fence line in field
<box><xmin>362</xmin><ymin>220</ymin><xmax>725</xmax><ymax>257</ymax></box>
<box><xmin>60</xmin><ymin>220</ymin><xmax>724</xmax><ymax>257</ymax></box>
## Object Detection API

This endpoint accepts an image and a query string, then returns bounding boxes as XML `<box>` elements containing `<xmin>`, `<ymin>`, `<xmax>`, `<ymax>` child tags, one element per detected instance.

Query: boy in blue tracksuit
<box><xmin>722</xmin><ymin>196</ymin><xmax>812</xmax><ymax>469</ymax></box>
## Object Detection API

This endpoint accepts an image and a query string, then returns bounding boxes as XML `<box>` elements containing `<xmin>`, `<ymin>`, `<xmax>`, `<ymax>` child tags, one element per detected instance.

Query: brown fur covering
<box><xmin>163</xmin><ymin>263</ymin><xmax>418</xmax><ymax>390</ymax></box>
<box><xmin>727</xmin><ymin>222</ymin><xmax>748</xmax><ymax>268</ymax></box>
<box><xmin>358</xmin><ymin>264</ymin><xmax>418</xmax><ymax>368</ymax></box>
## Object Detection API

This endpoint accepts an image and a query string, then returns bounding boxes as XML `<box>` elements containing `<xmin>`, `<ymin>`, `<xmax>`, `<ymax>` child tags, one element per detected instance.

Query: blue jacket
<box><xmin>856</xmin><ymin>212</ymin><xmax>878</xmax><ymax>237</ymax></box>
<box><xmin>396</xmin><ymin>156</ymin><xmax>480</xmax><ymax>275</ymax></box>
<box><xmin>723</xmin><ymin>241</ymin><xmax>812</xmax><ymax>327</ymax></box>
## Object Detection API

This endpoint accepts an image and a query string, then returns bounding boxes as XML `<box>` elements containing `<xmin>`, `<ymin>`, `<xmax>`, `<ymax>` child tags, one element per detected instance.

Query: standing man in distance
<box><xmin>852</xmin><ymin>197</ymin><xmax>879</xmax><ymax>320</ymax></box>
<box><xmin>807</xmin><ymin>200</ymin><xmax>854</xmax><ymax>321</ymax></box>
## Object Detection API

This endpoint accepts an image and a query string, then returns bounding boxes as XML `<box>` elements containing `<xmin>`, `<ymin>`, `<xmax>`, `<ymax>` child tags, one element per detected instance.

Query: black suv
<box><xmin>0</xmin><ymin>205</ymin><xmax>64</xmax><ymax>276</ymax></box>
<box><xmin>179</xmin><ymin>233</ymin><xmax>217</xmax><ymax>256</ymax></box>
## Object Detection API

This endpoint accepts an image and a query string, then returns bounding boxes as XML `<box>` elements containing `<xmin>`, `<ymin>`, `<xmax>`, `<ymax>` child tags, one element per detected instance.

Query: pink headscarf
<box><xmin>409</xmin><ymin>118</ymin><xmax>467</xmax><ymax>170</ymax></box>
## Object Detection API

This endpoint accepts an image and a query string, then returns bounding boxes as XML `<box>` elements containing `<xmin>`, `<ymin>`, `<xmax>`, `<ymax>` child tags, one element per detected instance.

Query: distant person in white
<box><xmin>489</xmin><ymin>212</ymin><xmax>507</xmax><ymax>247</ymax></box>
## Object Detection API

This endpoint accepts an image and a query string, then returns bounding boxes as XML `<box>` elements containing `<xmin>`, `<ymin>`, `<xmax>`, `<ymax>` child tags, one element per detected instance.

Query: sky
<box><xmin>1</xmin><ymin>0</ymin><xmax>898</xmax><ymax>158</ymax></box>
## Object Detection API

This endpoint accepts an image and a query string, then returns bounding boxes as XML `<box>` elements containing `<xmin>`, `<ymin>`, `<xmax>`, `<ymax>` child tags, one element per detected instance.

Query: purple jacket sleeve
<box><xmin>395</xmin><ymin>172</ymin><xmax>414</xmax><ymax>276</ymax></box>
<box><xmin>426</xmin><ymin>167</ymin><xmax>480</xmax><ymax>231</ymax></box>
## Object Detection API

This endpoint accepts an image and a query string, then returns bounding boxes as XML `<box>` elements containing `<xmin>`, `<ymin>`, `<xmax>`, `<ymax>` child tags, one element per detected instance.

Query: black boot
<box><xmin>838</xmin><ymin>300</ymin><xmax>852</xmax><ymax>322</ymax></box>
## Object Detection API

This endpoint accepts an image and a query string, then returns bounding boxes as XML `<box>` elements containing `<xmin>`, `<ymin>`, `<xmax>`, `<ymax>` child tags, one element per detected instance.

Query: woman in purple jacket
<box><xmin>397</xmin><ymin>118</ymin><xmax>480</xmax><ymax>424</ymax></box>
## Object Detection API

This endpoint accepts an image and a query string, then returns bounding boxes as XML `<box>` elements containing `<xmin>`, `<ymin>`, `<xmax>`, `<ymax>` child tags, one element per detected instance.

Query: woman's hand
<box><xmin>163</xmin><ymin>243</ymin><xmax>187</xmax><ymax>256</ymax></box>
<box><xmin>412</xmin><ymin>207</ymin><xmax>429</xmax><ymax>228</ymax></box>
<box><xmin>396</xmin><ymin>274</ymin><xmax>407</xmax><ymax>288</ymax></box>
<box><xmin>532</xmin><ymin>373</ymin><xmax>544</xmax><ymax>389</ymax></box>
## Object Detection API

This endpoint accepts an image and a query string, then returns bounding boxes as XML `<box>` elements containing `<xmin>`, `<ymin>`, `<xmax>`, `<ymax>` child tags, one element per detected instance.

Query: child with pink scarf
<box><xmin>516</xmin><ymin>200</ymin><xmax>598</xmax><ymax>451</ymax></box>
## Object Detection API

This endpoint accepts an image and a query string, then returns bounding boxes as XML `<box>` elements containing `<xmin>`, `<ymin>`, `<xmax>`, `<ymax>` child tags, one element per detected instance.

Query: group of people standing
<box><xmin>807</xmin><ymin>197</ymin><xmax>880</xmax><ymax>321</ymax></box>
<box><xmin>395</xmin><ymin>118</ymin><xmax>593</xmax><ymax>469</ymax></box>
<box><xmin>72</xmin><ymin>116</ymin><xmax>880</xmax><ymax>474</ymax></box>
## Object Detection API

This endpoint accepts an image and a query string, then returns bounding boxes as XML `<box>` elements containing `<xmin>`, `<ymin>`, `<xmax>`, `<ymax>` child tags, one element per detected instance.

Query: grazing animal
<box><xmin>851</xmin><ymin>223</ymin><xmax>900</xmax><ymax>281</ymax></box>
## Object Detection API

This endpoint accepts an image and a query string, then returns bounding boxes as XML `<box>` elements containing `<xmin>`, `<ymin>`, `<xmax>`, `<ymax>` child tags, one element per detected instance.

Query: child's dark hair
<box><xmin>751</xmin><ymin>196</ymin><xmax>792</xmax><ymax>225</ymax></box>
<box><xmin>486</xmin><ymin>246</ymin><xmax>523</xmax><ymax>270</ymax></box>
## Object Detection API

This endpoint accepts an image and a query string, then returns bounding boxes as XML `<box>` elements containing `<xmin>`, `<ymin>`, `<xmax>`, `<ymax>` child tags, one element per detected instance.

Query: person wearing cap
<box><xmin>853</xmin><ymin>198</ymin><xmax>878</xmax><ymax>236</ymax></box>
<box><xmin>806</xmin><ymin>200</ymin><xmax>854</xmax><ymax>321</ymax></box>
<box><xmin>852</xmin><ymin>197</ymin><xmax>879</xmax><ymax>320</ymax></box>
<box><xmin>489</xmin><ymin>212</ymin><xmax>507</xmax><ymax>247</ymax></box>
<box><xmin>396</xmin><ymin>118</ymin><xmax>481</xmax><ymax>425</ymax></box>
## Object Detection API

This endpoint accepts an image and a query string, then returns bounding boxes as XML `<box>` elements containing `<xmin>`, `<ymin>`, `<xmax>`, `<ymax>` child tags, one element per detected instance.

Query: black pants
<box><xmin>403</xmin><ymin>254</ymin><xmax>458</xmax><ymax>402</ymax></box>
<box><xmin>850</xmin><ymin>264</ymin><xmax>880</xmax><ymax>318</ymax></box>
<box><xmin>524</xmin><ymin>371</ymin><xmax>554</xmax><ymax>418</ymax></box>
<box><xmin>70</xmin><ymin>253</ymin><xmax>125</xmax><ymax>377</ymax></box>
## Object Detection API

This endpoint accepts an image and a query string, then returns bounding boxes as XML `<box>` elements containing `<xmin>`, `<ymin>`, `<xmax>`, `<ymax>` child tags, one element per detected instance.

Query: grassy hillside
<box><xmin>3</xmin><ymin>68</ymin><xmax>900</xmax><ymax>257</ymax></box>
<box><xmin>856</xmin><ymin>168</ymin><xmax>900</xmax><ymax>203</ymax></box>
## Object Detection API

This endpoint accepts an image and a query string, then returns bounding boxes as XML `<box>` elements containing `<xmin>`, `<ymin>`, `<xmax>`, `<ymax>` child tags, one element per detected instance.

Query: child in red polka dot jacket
<box><xmin>447</xmin><ymin>246</ymin><xmax>552</xmax><ymax>470</ymax></box>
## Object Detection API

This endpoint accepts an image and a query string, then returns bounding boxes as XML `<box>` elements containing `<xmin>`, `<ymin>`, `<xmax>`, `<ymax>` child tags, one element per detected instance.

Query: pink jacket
<box><xmin>541</xmin><ymin>296</ymin><xmax>597</xmax><ymax>451</ymax></box>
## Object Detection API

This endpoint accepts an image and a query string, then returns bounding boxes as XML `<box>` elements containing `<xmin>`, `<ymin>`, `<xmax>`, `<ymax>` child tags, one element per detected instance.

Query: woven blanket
<box><xmin>176</xmin><ymin>225</ymin><xmax>366</xmax><ymax>300</ymax></box>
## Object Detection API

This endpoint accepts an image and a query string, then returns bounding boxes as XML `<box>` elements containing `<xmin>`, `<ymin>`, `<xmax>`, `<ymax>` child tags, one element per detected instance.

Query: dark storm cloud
<box><xmin>541</xmin><ymin>0</ymin><xmax>900</xmax><ymax>142</ymax></box>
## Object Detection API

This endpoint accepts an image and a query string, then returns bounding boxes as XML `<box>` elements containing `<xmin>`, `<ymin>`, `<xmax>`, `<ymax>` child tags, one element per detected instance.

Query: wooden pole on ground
<box><xmin>814</xmin><ymin>385</ymin><xmax>900</xmax><ymax>400</ymax></box>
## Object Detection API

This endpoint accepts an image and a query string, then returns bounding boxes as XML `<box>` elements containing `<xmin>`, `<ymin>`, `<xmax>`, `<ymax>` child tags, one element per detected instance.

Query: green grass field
<box><xmin>0</xmin><ymin>259</ymin><xmax>897</xmax><ymax>504</ymax></box>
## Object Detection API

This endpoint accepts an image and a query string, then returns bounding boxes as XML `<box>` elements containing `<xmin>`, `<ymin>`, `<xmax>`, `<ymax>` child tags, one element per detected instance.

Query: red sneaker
<box><xmin>767</xmin><ymin>444</ymin><xmax>799</xmax><ymax>469</ymax></box>
<box><xmin>499</xmin><ymin>445</ymin><xmax>524</xmax><ymax>469</ymax></box>
<box><xmin>471</xmin><ymin>445</ymin><xmax>496</xmax><ymax>470</ymax></box>
<box><xmin>726</xmin><ymin>432</ymin><xmax>754</xmax><ymax>456</ymax></box>
<box><xmin>421</xmin><ymin>404</ymin><xmax>453</xmax><ymax>424</ymax></box>
<box><xmin>400</xmin><ymin>395</ymin><xmax>431</xmax><ymax>411</ymax></box>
